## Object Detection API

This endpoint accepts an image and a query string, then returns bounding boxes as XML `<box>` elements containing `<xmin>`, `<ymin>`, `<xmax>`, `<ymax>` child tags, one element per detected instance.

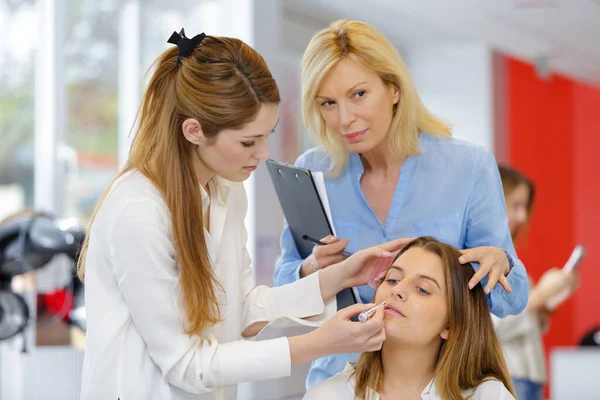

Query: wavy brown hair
<box><xmin>353</xmin><ymin>237</ymin><xmax>515</xmax><ymax>400</ymax></box>
<box><xmin>77</xmin><ymin>35</ymin><xmax>280</xmax><ymax>335</ymax></box>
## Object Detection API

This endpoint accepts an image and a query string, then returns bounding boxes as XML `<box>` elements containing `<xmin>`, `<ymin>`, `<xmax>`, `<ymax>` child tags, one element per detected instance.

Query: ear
<box><xmin>391</xmin><ymin>85</ymin><xmax>400</xmax><ymax>105</ymax></box>
<box><xmin>182</xmin><ymin>118</ymin><xmax>205</xmax><ymax>145</ymax></box>
<box><xmin>440</xmin><ymin>323</ymin><xmax>449</xmax><ymax>340</ymax></box>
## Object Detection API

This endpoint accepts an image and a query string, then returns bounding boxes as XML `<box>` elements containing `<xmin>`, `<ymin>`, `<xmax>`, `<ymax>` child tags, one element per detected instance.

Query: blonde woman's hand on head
<box><xmin>459</xmin><ymin>246</ymin><xmax>512</xmax><ymax>294</ymax></box>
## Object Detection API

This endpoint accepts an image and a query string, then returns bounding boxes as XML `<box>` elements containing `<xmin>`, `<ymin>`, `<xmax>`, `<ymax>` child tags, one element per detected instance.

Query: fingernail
<box><xmin>468</xmin><ymin>282</ymin><xmax>475</xmax><ymax>290</ymax></box>
<box><xmin>382</xmin><ymin>251</ymin><xmax>393</xmax><ymax>257</ymax></box>
<box><xmin>485</xmin><ymin>286</ymin><xmax>491</xmax><ymax>294</ymax></box>
<box><xmin>459</xmin><ymin>257</ymin><xmax>465</xmax><ymax>263</ymax></box>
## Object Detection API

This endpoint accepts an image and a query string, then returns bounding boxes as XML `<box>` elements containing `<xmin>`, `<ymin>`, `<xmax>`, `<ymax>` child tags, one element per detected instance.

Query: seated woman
<box><xmin>304</xmin><ymin>237</ymin><xmax>516</xmax><ymax>400</ymax></box>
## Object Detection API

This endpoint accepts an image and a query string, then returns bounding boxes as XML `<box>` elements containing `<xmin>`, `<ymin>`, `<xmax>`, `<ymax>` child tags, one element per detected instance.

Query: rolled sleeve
<box><xmin>465</xmin><ymin>150</ymin><xmax>529</xmax><ymax>317</ymax></box>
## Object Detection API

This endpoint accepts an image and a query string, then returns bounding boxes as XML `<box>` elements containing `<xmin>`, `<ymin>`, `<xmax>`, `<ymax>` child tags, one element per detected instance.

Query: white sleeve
<box><xmin>110</xmin><ymin>200</ymin><xmax>292</xmax><ymax>394</ymax></box>
<box><xmin>472</xmin><ymin>379</ymin><xmax>516</xmax><ymax>399</ymax></box>
<box><xmin>492</xmin><ymin>311</ymin><xmax>538</xmax><ymax>342</ymax></box>
<box><xmin>240</xmin><ymin>225</ymin><xmax>337</xmax><ymax>329</ymax></box>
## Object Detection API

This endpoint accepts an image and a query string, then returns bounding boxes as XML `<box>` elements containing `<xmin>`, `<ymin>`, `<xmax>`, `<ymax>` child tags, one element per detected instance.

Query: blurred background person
<box><xmin>493</xmin><ymin>164</ymin><xmax>580</xmax><ymax>400</ymax></box>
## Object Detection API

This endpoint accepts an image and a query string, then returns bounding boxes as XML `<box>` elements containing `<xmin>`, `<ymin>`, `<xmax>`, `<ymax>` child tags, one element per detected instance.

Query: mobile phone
<box><xmin>563</xmin><ymin>244</ymin><xmax>586</xmax><ymax>272</ymax></box>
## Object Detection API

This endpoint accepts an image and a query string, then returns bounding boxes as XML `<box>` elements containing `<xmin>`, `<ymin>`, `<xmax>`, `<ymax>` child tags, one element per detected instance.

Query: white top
<box><xmin>80</xmin><ymin>170</ymin><xmax>334</xmax><ymax>400</ymax></box>
<box><xmin>303</xmin><ymin>363</ymin><xmax>515</xmax><ymax>400</ymax></box>
<box><xmin>492</xmin><ymin>310</ymin><xmax>547</xmax><ymax>384</ymax></box>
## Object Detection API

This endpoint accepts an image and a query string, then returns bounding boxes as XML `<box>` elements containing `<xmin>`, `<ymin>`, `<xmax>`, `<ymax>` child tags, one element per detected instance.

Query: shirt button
<box><xmin>382</xmin><ymin>230</ymin><xmax>387</xmax><ymax>238</ymax></box>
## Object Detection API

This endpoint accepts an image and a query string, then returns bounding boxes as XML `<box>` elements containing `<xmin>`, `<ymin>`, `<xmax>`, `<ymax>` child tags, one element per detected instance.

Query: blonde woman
<box><xmin>78</xmin><ymin>29</ymin><xmax>407</xmax><ymax>400</ymax></box>
<box><xmin>274</xmin><ymin>19</ymin><xmax>529</xmax><ymax>388</ymax></box>
<box><xmin>304</xmin><ymin>237</ymin><xmax>516</xmax><ymax>400</ymax></box>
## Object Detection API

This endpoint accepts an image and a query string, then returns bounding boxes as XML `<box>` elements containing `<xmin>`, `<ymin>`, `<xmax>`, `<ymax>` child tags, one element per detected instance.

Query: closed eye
<box><xmin>416</xmin><ymin>286</ymin><xmax>430</xmax><ymax>295</ymax></box>
<box><xmin>241</xmin><ymin>141</ymin><xmax>255</xmax><ymax>148</ymax></box>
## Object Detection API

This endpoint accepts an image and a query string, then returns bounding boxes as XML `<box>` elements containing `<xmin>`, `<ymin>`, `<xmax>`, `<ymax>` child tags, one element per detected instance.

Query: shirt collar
<box><xmin>348</xmin><ymin>132</ymin><xmax>424</xmax><ymax>179</ymax></box>
<box><xmin>420</xmin><ymin>378</ymin><xmax>437</xmax><ymax>399</ymax></box>
<box><xmin>199</xmin><ymin>176</ymin><xmax>231</xmax><ymax>211</ymax></box>
<box><xmin>345</xmin><ymin>362</ymin><xmax>439</xmax><ymax>400</ymax></box>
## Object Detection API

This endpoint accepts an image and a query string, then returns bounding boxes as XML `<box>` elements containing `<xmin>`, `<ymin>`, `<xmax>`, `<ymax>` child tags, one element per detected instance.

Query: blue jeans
<box><xmin>512</xmin><ymin>377</ymin><xmax>543</xmax><ymax>400</ymax></box>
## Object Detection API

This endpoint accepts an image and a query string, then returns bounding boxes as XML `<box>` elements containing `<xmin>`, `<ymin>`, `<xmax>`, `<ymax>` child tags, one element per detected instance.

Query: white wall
<box><xmin>407</xmin><ymin>42</ymin><xmax>494</xmax><ymax>151</ymax></box>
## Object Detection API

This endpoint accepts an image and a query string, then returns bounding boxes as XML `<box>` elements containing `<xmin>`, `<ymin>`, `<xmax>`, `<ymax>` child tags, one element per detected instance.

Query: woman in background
<box><xmin>493</xmin><ymin>165</ymin><xmax>579</xmax><ymax>400</ymax></box>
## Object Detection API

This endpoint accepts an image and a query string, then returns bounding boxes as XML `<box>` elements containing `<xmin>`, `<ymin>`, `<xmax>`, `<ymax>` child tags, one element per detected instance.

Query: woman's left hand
<box><xmin>458</xmin><ymin>246</ymin><xmax>512</xmax><ymax>295</ymax></box>
<box><xmin>339</xmin><ymin>237</ymin><xmax>413</xmax><ymax>288</ymax></box>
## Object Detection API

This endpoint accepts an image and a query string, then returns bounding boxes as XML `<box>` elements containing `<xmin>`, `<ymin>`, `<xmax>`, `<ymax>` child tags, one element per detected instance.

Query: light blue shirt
<box><xmin>273</xmin><ymin>133</ymin><xmax>529</xmax><ymax>389</ymax></box>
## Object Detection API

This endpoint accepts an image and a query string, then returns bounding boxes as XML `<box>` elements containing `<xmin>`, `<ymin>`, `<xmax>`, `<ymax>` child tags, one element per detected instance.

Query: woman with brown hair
<box><xmin>77</xmin><ymin>29</ymin><xmax>407</xmax><ymax>400</ymax></box>
<box><xmin>493</xmin><ymin>165</ymin><xmax>579</xmax><ymax>400</ymax></box>
<box><xmin>304</xmin><ymin>237</ymin><xmax>516</xmax><ymax>399</ymax></box>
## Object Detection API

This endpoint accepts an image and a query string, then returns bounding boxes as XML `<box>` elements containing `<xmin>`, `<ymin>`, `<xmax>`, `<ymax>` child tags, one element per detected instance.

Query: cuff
<box><xmin>294</xmin><ymin>259</ymin><xmax>304</xmax><ymax>280</ymax></box>
<box><xmin>213</xmin><ymin>337</ymin><xmax>291</xmax><ymax>386</ymax></box>
<box><xmin>265</xmin><ymin>271</ymin><xmax>325</xmax><ymax>320</ymax></box>
<box><xmin>503</xmin><ymin>249</ymin><xmax>515</xmax><ymax>275</ymax></box>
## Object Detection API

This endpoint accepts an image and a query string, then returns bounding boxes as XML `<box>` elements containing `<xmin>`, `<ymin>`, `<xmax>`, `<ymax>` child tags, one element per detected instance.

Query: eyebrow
<box><xmin>315</xmin><ymin>82</ymin><xmax>368</xmax><ymax>100</ymax></box>
<box><xmin>387</xmin><ymin>266</ymin><xmax>442</xmax><ymax>290</ymax></box>
<box><xmin>243</xmin><ymin>118</ymin><xmax>280</xmax><ymax>139</ymax></box>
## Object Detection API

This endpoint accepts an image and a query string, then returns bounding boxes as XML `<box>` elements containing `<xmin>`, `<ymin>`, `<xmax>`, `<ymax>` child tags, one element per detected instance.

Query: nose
<box><xmin>254</xmin><ymin>140</ymin><xmax>270</xmax><ymax>161</ymax></box>
<box><xmin>390</xmin><ymin>279</ymin><xmax>408</xmax><ymax>301</ymax></box>
<box><xmin>517</xmin><ymin>208</ymin><xmax>529</xmax><ymax>225</ymax></box>
<box><xmin>338</xmin><ymin>101</ymin><xmax>357</xmax><ymax>128</ymax></box>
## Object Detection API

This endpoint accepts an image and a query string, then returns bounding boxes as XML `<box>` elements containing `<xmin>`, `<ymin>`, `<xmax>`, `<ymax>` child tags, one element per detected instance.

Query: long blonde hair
<box><xmin>353</xmin><ymin>237</ymin><xmax>515</xmax><ymax>400</ymax></box>
<box><xmin>301</xmin><ymin>20</ymin><xmax>451</xmax><ymax>175</ymax></box>
<box><xmin>77</xmin><ymin>35</ymin><xmax>280</xmax><ymax>336</ymax></box>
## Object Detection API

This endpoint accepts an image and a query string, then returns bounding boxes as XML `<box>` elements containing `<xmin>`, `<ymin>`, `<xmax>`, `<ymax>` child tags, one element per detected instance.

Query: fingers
<box><xmin>346</xmin><ymin>247</ymin><xmax>391</xmax><ymax>266</ymax></box>
<box><xmin>379</xmin><ymin>237</ymin><xmax>414</xmax><ymax>253</ymax></box>
<box><xmin>483</xmin><ymin>268</ymin><xmax>499</xmax><ymax>295</ymax></box>
<box><xmin>359</xmin><ymin>306</ymin><xmax>385</xmax><ymax>332</ymax></box>
<box><xmin>498</xmin><ymin>274</ymin><xmax>512</xmax><ymax>293</ymax></box>
<box><xmin>314</xmin><ymin>237</ymin><xmax>349</xmax><ymax>257</ymax></box>
<box><xmin>361</xmin><ymin>307</ymin><xmax>386</xmax><ymax>350</ymax></box>
<box><xmin>483</xmin><ymin>268</ymin><xmax>512</xmax><ymax>295</ymax></box>
<box><xmin>459</xmin><ymin>248</ymin><xmax>482</xmax><ymax>264</ymax></box>
<box><xmin>468</xmin><ymin>264</ymin><xmax>488</xmax><ymax>290</ymax></box>
<box><xmin>321</xmin><ymin>253</ymin><xmax>349</xmax><ymax>268</ymax></box>
<box><xmin>337</xmin><ymin>302</ymin><xmax>376</xmax><ymax>320</ymax></box>
<box><xmin>319</xmin><ymin>235</ymin><xmax>338</xmax><ymax>243</ymax></box>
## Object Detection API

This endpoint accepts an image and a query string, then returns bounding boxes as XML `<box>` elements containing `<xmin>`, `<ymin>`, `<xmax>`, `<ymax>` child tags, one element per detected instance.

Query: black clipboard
<box><xmin>266</xmin><ymin>159</ymin><xmax>359</xmax><ymax>313</ymax></box>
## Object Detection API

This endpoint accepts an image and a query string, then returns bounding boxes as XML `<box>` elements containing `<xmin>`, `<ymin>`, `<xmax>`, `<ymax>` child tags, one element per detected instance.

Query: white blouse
<box><xmin>492</xmin><ymin>310</ymin><xmax>547</xmax><ymax>384</ymax></box>
<box><xmin>303</xmin><ymin>363</ymin><xmax>515</xmax><ymax>400</ymax></box>
<box><xmin>80</xmin><ymin>170</ymin><xmax>334</xmax><ymax>400</ymax></box>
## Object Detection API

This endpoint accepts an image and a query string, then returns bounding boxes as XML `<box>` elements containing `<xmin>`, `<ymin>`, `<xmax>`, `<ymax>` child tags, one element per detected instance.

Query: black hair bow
<box><xmin>167</xmin><ymin>28</ymin><xmax>206</xmax><ymax>66</ymax></box>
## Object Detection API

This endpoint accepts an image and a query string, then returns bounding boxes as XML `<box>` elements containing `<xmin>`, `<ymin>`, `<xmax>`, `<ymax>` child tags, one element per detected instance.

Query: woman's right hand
<box><xmin>537</xmin><ymin>268</ymin><xmax>576</xmax><ymax>299</ymax></box>
<box><xmin>529</xmin><ymin>268</ymin><xmax>580</xmax><ymax>312</ymax></box>
<box><xmin>300</xmin><ymin>235</ymin><xmax>349</xmax><ymax>278</ymax></box>
<box><xmin>313</xmin><ymin>303</ymin><xmax>386</xmax><ymax>354</ymax></box>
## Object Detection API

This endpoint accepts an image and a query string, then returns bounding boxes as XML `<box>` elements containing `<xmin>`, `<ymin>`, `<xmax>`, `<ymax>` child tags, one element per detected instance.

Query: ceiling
<box><xmin>284</xmin><ymin>0</ymin><xmax>600</xmax><ymax>86</ymax></box>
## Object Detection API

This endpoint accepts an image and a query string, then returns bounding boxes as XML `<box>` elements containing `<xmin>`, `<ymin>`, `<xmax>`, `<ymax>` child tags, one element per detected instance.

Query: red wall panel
<box><xmin>506</xmin><ymin>57</ymin><xmax>600</xmax><ymax>394</ymax></box>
